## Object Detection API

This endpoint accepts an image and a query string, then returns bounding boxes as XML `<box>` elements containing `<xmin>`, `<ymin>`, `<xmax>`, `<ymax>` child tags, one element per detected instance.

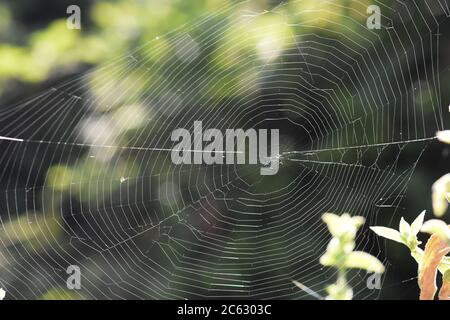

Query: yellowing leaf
<box><xmin>418</xmin><ymin>228</ymin><xmax>450</xmax><ymax>300</ymax></box>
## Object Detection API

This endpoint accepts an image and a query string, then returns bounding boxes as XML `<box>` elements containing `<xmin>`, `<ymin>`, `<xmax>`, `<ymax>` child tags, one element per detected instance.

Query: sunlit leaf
<box><xmin>411</xmin><ymin>211</ymin><xmax>426</xmax><ymax>236</ymax></box>
<box><xmin>322</xmin><ymin>213</ymin><xmax>364</xmax><ymax>238</ymax></box>
<box><xmin>436</xmin><ymin>130</ymin><xmax>450</xmax><ymax>144</ymax></box>
<box><xmin>399</xmin><ymin>217</ymin><xmax>410</xmax><ymax>239</ymax></box>
<box><xmin>432</xmin><ymin>174</ymin><xmax>450</xmax><ymax>217</ymax></box>
<box><xmin>421</xmin><ymin>220</ymin><xmax>450</xmax><ymax>244</ymax></box>
<box><xmin>344</xmin><ymin>251</ymin><xmax>385</xmax><ymax>273</ymax></box>
<box><xmin>370</xmin><ymin>226</ymin><xmax>403</xmax><ymax>244</ymax></box>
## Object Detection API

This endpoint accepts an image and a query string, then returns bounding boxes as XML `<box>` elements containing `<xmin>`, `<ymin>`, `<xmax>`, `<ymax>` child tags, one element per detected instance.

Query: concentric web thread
<box><xmin>0</xmin><ymin>0</ymin><xmax>448</xmax><ymax>299</ymax></box>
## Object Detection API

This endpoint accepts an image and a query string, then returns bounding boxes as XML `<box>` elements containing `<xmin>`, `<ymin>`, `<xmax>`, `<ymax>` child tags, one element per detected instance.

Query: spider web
<box><xmin>0</xmin><ymin>0</ymin><xmax>448</xmax><ymax>299</ymax></box>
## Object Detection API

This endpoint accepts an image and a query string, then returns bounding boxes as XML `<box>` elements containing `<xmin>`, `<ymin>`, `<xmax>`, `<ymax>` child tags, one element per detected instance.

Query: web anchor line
<box><xmin>0</xmin><ymin>135</ymin><xmax>242</xmax><ymax>154</ymax></box>
<box><xmin>0</xmin><ymin>135</ymin><xmax>437</xmax><ymax>159</ymax></box>
<box><xmin>280</xmin><ymin>137</ymin><xmax>437</xmax><ymax>158</ymax></box>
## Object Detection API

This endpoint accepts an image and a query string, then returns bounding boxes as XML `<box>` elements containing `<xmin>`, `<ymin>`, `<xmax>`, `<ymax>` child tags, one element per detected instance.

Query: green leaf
<box><xmin>432</xmin><ymin>175</ymin><xmax>450</xmax><ymax>217</ymax></box>
<box><xmin>322</xmin><ymin>213</ymin><xmax>365</xmax><ymax>238</ymax></box>
<box><xmin>370</xmin><ymin>226</ymin><xmax>403</xmax><ymax>243</ymax></box>
<box><xmin>344</xmin><ymin>251</ymin><xmax>385</xmax><ymax>273</ymax></box>
<box><xmin>319</xmin><ymin>252</ymin><xmax>336</xmax><ymax>267</ymax></box>
<box><xmin>322</xmin><ymin>213</ymin><xmax>340</xmax><ymax>236</ymax></box>
<box><xmin>399</xmin><ymin>217</ymin><xmax>411</xmax><ymax>239</ymax></box>
<box><xmin>444</xmin><ymin>269</ymin><xmax>450</xmax><ymax>283</ymax></box>
<box><xmin>411</xmin><ymin>211</ymin><xmax>426</xmax><ymax>236</ymax></box>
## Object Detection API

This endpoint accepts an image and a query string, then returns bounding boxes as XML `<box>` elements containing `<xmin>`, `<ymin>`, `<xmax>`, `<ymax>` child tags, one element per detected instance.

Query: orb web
<box><xmin>0</xmin><ymin>0</ymin><xmax>448</xmax><ymax>299</ymax></box>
